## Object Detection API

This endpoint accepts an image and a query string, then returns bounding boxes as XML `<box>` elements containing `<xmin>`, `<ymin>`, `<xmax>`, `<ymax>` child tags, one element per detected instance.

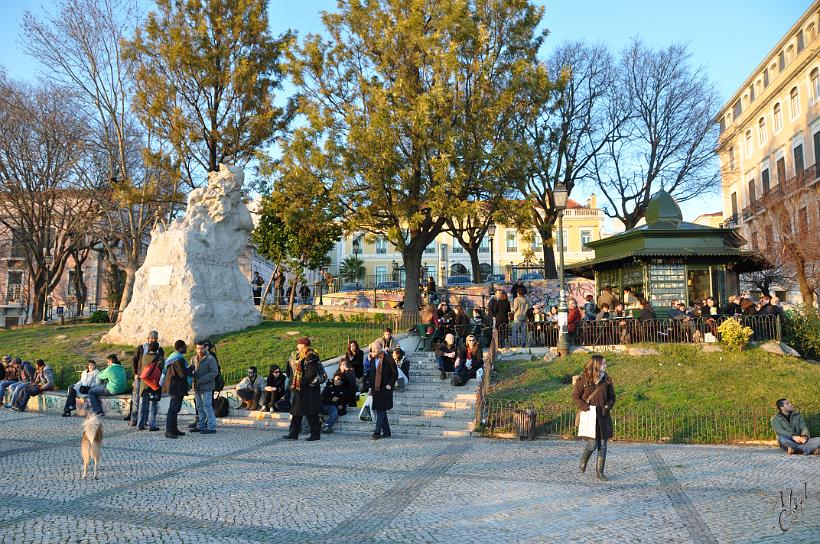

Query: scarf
<box><xmin>373</xmin><ymin>353</ymin><xmax>384</xmax><ymax>392</ymax></box>
<box><xmin>291</xmin><ymin>352</ymin><xmax>302</xmax><ymax>392</ymax></box>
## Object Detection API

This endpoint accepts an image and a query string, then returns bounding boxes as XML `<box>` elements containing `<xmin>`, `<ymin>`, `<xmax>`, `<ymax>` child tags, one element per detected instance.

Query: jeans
<box><xmin>64</xmin><ymin>387</ymin><xmax>79</xmax><ymax>412</ymax></box>
<box><xmin>436</xmin><ymin>356</ymin><xmax>453</xmax><ymax>373</ymax></box>
<box><xmin>165</xmin><ymin>395</ymin><xmax>183</xmax><ymax>433</ymax></box>
<box><xmin>129</xmin><ymin>377</ymin><xmax>142</xmax><ymax>424</ymax></box>
<box><xmin>14</xmin><ymin>385</ymin><xmax>42</xmax><ymax>411</ymax></box>
<box><xmin>778</xmin><ymin>435</ymin><xmax>820</xmax><ymax>454</ymax></box>
<box><xmin>7</xmin><ymin>382</ymin><xmax>28</xmax><ymax>407</ymax></box>
<box><xmin>584</xmin><ymin>435</ymin><xmax>608</xmax><ymax>458</ymax></box>
<box><xmin>513</xmin><ymin>320</ymin><xmax>527</xmax><ymax>346</ymax></box>
<box><xmin>138</xmin><ymin>391</ymin><xmax>159</xmax><ymax>428</ymax></box>
<box><xmin>194</xmin><ymin>389</ymin><xmax>216</xmax><ymax>431</ymax></box>
<box><xmin>374</xmin><ymin>409</ymin><xmax>391</xmax><ymax>436</ymax></box>
<box><xmin>323</xmin><ymin>403</ymin><xmax>339</xmax><ymax>429</ymax></box>
<box><xmin>87</xmin><ymin>385</ymin><xmax>112</xmax><ymax>415</ymax></box>
<box><xmin>0</xmin><ymin>380</ymin><xmax>19</xmax><ymax>402</ymax></box>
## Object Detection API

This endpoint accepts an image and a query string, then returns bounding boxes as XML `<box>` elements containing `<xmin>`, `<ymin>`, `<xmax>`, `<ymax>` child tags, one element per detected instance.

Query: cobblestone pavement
<box><xmin>0</xmin><ymin>410</ymin><xmax>818</xmax><ymax>543</ymax></box>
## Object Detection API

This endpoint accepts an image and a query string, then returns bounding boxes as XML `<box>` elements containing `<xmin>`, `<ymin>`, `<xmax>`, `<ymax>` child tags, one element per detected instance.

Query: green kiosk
<box><xmin>571</xmin><ymin>191</ymin><xmax>769</xmax><ymax>317</ymax></box>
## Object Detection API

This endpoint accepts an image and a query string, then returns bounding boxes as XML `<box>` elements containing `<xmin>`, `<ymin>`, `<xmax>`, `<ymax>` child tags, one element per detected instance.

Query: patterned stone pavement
<box><xmin>0</xmin><ymin>410</ymin><xmax>818</xmax><ymax>543</ymax></box>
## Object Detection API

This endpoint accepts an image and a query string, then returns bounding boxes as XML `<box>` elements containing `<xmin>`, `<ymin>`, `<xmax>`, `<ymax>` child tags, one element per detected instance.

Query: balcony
<box><xmin>0</xmin><ymin>292</ymin><xmax>25</xmax><ymax>307</ymax></box>
<box><xmin>740</xmin><ymin>164</ymin><xmax>817</xmax><ymax>223</ymax></box>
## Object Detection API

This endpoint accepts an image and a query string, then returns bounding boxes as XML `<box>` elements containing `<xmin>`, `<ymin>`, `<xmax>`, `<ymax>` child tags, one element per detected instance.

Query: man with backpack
<box><xmin>190</xmin><ymin>340</ymin><xmax>219</xmax><ymax>434</ymax></box>
<box><xmin>283</xmin><ymin>337</ymin><xmax>325</xmax><ymax>441</ymax></box>
<box><xmin>136</xmin><ymin>342</ymin><xmax>164</xmax><ymax>431</ymax></box>
<box><xmin>127</xmin><ymin>330</ymin><xmax>164</xmax><ymax>426</ymax></box>
<box><xmin>161</xmin><ymin>340</ymin><xmax>189</xmax><ymax>439</ymax></box>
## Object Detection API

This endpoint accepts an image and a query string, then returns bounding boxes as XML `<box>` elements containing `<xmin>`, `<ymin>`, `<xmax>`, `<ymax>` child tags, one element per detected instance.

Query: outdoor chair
<box><xmin>415</xmin><ymin>323</ymin><xmax>434</xmax><ymax>352</ymax></box>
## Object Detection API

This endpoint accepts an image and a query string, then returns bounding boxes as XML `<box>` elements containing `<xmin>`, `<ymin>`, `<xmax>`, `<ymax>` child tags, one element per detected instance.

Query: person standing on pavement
<box><xmin>251</xmin><ymin>271</ymin><xmax>265</xmax><ymax>305</ymax></box>
<box><xmin>127</xmin><ymin>331</ymin><xmax>164</xmax><ymax>425</ymax></box>
<box><xmin>136</xmin><ymin>342</ymin><xmax>163</xmax><ymax>431</ymax></box>
<box><xmin>573</xmin><ymin>355</ymin><xmax>616</xmax><ymax>481</ymax></box>
<box><xmin>190</xmin><ymin>340</ymin><xmax>218</xmax><ymax>434</ymax></box>
<box><xmin>368</xmin><ymin>345</ymin><xmax>397</xmax><ymax>440</ymax></box>
<box><xmin>161</xmin><ymin>340</ymin><xmax>189</xmax><ymax>439</ymax></box>
<box><xmin>283</xmin><ymin>337</ymin><xmax>324</xmax><ymax>441</ymax></box>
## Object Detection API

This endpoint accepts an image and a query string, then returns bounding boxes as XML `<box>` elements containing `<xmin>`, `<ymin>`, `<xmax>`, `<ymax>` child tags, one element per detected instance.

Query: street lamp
<box><xmin>553</xmin><ymin>182</ymin><xmax>570</xmax><ymax>356</ymax></box>
<box><xmin>487</xmin><ymin>221</ymin><xmax>496</xmax><ymax>290</ymax></box>
<box><xmin>351</xmin><ymin>237</ymin><xmax>361</xmax><ymax>287</ymax></box>
<box><xmin>41</xmin><ymin>247</ymin><xmax>52</xmax><ymax>325</ymax></box>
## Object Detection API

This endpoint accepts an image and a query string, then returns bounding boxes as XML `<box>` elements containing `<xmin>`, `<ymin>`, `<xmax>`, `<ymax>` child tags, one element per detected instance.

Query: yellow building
<box><xmin>717</xmin><ymin>1</ymin><xmax>819</xmax><ymax>302</ymax></box>
<box><xmin>327</xmin><ymin>195</ymin><xmax>604</xmax><ymax>286</ymax></box>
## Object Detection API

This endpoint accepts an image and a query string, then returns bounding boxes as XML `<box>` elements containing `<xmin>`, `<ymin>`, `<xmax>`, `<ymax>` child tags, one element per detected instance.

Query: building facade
<box><xmin>326</xmin><ymin>195</ymin><xmax>604</xmax><ymax>286</ymax></box>
<box><xmin>717</xmin><ymin>1</ymin><xmax>820</xmax><ymax>302</ymax></box>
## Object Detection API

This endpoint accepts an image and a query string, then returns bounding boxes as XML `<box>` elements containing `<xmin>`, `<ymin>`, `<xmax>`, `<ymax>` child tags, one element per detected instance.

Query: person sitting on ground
<box><xmin>4</xmin><ymin>359</ymin><xmax>34</xmax><ymax>409</ymax></box>
<box><xmin>452</xmin><ymin>305</ymin><xmax>470</xmax><ymax>338</ymax></box>
<box><xmin>62</xmin><ymin>360</ymin><xmax>100</xmax><ymax>417</ymax></box>
<box><xmin>452</xmin><ymin>335</ymin><xmax>483</xmax><ymax>386</ymax></box>
<box><xmin>0</xmin><ymin>354</ymin><xmax>6</xmax><ymax>381</ymax></box>
<box><xmin>11</xmin><ymin>359</ymin><xmax>56</xmax><ymax>412</ymax></box>
<box><xmin>597</xmin><ymin>285</ymin><xmax>618</xmax><ymax>311</ymax></box>
<box><xmin>469</xmin><ymin>308</ymin><xmax>487</xmax><ymax>345</ymax></box>
<box><xmin>435</xmin><ymin>333</ymin><xmax>459</xmax><ymax>380</ymax></box>
<box><xmin>321</xmin><ymin>372</ymin><xmax>350</xmax><ymax>433</ymax></box>
<box><xmin>0</xmin><ymin>356</ymin><xmax>21</xmax><ymax>404</ymax></box>
<box><xmin>436</xmin><ymin>301</ymin><xmax>456</xmax><ymax>326</ymax></box>
<box><xmin>86</xmin><ymin>354</ymin><xmax>127</xmax><ymax>417</ymax></box>
<box><xmin>771</xmin><ymin>398</ymin><xmax>820</xmax><ymax>455</ymax></box>
<box><xmin>236</xmin><ymin>366</ymin><xmax>265</xmax><ymax>410</ymax></box>
<box><xmin>595</xmin><ymin>303</ymin><xmax>611</xmax><ymax>321</ymax></box>
<box><xmin>582</xmin><ymin>294</ymin><xmax>597</xmax><ymax>321</ymax></box>
<box><xmin>337</xmin><ymin>359</ymin><xmax>358</xmax><ymax>406</ymax></box>
<box><xmin>259</xmin><ymin>365</ymin><xmax>287</xmax><ymax>412</ymax></box>
<box><xmin>343</xmin><ymin>340</ymin><xmax>365</xmax><ymax>382</ymax></box>
<box><xmin>391</xmin><ymin>346</ymin><xmax>410</xmax><ymax>388</ymax></box>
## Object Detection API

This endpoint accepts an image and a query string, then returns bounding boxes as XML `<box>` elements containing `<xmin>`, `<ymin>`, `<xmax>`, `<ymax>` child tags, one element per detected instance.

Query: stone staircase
<box><xmin>221</xmin><ymin>350</ymin><xmax>479</xmax><ymax>437</ymax></box>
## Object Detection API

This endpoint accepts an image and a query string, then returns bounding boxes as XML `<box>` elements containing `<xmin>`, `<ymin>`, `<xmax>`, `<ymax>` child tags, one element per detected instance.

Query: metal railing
<box><xmin>476</xmin><ymin>400</ymin><xmax>820</xmax><ymax>444</ymax></box>
<box><xmin>474</xmin><ymin>327</ymin><xmax>498</xmax><ymax>428</ymax></box>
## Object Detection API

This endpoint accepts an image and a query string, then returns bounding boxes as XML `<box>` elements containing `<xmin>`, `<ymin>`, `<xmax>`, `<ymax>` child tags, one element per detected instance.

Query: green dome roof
<box><xmin>645</xmin><ymin>190</ymin><xmax>682</xmax><ymax>226</ymax></box>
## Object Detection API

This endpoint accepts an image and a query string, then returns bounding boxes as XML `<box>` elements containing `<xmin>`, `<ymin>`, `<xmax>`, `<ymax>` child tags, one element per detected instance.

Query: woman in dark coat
<box><xmin>368</xmin><ymin>348</ymin><xmax>398</xmax><ymax>440</ymax></box>
<box><xmin>572</xmin><ymin>354</ymin><xmax>616</xmax><ymax>481</ymax></box>
<box><xmin>343</xmin><ymin>340</ymin><xmax>364</xmax><ymax>379</ymax></box>
<box><xmin>284</xmin><ymin>337</ymin><xmax>323</xmax><ymax>441</ymax></box>
<box><xmin>259</xmin><ymin>365</ymin><xmax>286</xmax><ymax>412</ymax></box>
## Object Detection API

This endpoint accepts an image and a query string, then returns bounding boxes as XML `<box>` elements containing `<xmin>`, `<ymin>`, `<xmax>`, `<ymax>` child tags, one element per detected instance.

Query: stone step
<box><xmin>220</xmin><ymin>416</ymin><xmax>475</xmax><ymax>436</ymax></box>
<box><xmin>235</xmin><ymin>405</ymin><xmax>475</xmax><ymax>420</ymax></box>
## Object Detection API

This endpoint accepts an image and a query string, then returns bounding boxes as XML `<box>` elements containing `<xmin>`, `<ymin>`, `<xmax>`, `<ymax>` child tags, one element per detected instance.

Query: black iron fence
<box><xmin>491</xmin><ymin>314</ymin><xmax>780</xmax><ymax>349</ymax></box>
<box><xmin>475</xmin><ymin>399</ymin><xmax>820</xmax><ymax>444</ymax></box>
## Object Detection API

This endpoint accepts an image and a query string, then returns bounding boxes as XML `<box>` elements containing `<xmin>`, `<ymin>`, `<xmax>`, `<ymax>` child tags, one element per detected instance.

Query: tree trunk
<box><xmin>117</xmin><ymin>265</ymin><xmax>137</xmax><ymax>317</ymax></box>
<box><xmin>31</xmin><ymin>280</ymin><xmax>45</xmax><ymax>323</ymax></box>
<box><xmin>792</xmin><ymin>252</ymin><xmax>817</xmax><ymax>309</ymax></box>
<box><xmin>468</xmin><ymin>247</ymin><xmax>482</xmax><ymax>283</ymax></box>
<box><xmin>402</xmin><ymin>249</ymin><xmax>423</xmax><ymax>313</ymax></box>
<box><xmin>288</xmin><ymin>275</ymin><xmax>298</xmax><ymax>320</ymax></box>
<box><xmin>259</xmin><ymin>265</ymin><xmax>278</xmax><ymax>317</ymax></box>
<box><xmin>541</xmin><ymin>240</ymin><xmax>558</xmax><ymax>279</ymax></box>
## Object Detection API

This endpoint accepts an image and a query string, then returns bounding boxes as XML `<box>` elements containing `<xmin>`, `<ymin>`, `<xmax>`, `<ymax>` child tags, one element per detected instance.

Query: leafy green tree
<box><xmin>124</xmin><ymin>0</ymin><xmax>291</xmax><ymax>188</ymax></box>
<box><xmin>339</xmin><ymin>256</ymin><xmax>365</xmax><ymax>282</ymax></box>
<box><xmin>283</xmin><ymin>0</ymin><xmax>546</xmax><ymax>312</ymax></box>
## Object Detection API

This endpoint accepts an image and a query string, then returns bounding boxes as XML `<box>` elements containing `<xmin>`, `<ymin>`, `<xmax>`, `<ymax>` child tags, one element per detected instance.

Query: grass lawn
<box><xmin>490</xmin><ymin>344</ymin><xmax>820</xmax><ymax>411</ymax></box>
<box><xmin>0</xmin><ymin>321</ymin><xmax>388</xmax><ymax>387</ymax></box>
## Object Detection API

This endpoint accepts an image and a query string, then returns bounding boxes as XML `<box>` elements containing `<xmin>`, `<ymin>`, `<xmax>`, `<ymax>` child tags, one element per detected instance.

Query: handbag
<box><xmin>577</xmin><ymin>406</ymin><xmax>597</xmax><ymax>438</ymax></box>
<box><xmin>574</xmin><ymin>381</ymin><xmax>604</xmax><ymax>429</ymax></box>
<box><xmin>79</xmin><ymin>385</ymin><xmax>90</xmax><ymax>395</ymax></box>
<box><xmin>358</xmin><ymin>394</ymin><xmax>373</xmax><ymax>421</ymax></box>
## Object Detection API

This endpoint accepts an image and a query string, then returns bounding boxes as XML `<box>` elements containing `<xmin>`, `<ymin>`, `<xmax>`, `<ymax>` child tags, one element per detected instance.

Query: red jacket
<box><xmin>568</xmin><ymin>307</ymin><xmax>582</xmax><ymax>333</ymax></box>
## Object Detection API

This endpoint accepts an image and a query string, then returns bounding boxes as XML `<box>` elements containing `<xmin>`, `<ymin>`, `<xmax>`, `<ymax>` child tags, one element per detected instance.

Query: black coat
<box><xmin>488</xmin><ymin>297</ymin><xmax>511</xmax><ymax>325</ymax></box>
<box><xmin>345</xmin><ymin>349</ymin><xmax>365</xmax><ymax>378</ymax></box>
<box><xmin>321</xmin><ymin>381</ymin><xmax>349</xmax><ymax>411</ymax></box>
<box><xmin>572</xmin><ymin>375</ymin><xmax>616</xmax><ymax>439</ymax></box>
<box><xmin>289</xmin><ymin>351</ymin><xmax>323</xmax><ymax>416</ymax></box>
<box><xmin>162</xmin><ymin>357</ymin><xmax>189</xmax><ymax>397</ymax></box>
<box><xmin>369</xmin><ymin>353</ymin><xmax>397</xmax><ymax>412</ymax></box>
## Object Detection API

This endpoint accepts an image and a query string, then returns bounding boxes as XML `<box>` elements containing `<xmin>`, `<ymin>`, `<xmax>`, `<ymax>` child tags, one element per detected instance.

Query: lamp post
<box><xmin>41</xmin><ymin>248</ymin><xmax>52</xmax><ymax>325</ymax></box>
<box><xmin>553</xmin><ymin>182</ymin><xmax>570</xmax><ymax>357</ymax></box>
<box><xmin>487</xmin><ymin>221</ymin><xmax>496</xmax><ymax>290</ymax></box>
<box><xmin>352</xmin><ymin>237</ymin><xmax>361</xmax><ymax>288</ymax></box>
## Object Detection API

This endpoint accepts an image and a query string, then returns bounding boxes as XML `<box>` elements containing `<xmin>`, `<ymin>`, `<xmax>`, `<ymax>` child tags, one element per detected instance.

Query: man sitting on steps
<box><xmin>771</xmin><ymin>398</ymin><xmax>820</xmax><ymax>455</ymax></box>
<box><xmin>435</xmin><ymin>333</ymin><xmax>459</xmax><ymax>380</ymax></box>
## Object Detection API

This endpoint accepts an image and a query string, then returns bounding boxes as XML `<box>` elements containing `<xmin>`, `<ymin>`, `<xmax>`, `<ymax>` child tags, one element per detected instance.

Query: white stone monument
<box><xmin>102</xmin><ymin>164</ymin><xmax>261</xmax><ymax>346</ymax></box>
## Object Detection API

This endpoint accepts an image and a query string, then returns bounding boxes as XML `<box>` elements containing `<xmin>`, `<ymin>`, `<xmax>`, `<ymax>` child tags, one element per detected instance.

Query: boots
<box><xmin>579</xmin><ymin>447</ymin><xmax>594</xmax><ymax>473</ymax></box>
<box><xmin>596</xmin><ymin>452</ymin><xmax>608</xmax><ymax>481</ymax></box>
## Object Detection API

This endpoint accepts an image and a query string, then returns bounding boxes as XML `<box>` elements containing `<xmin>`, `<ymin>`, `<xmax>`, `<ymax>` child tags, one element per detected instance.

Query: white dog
<box><xmin>81</xmin><ymin>413</ymin><xmax>103</xmax><ymax>479</ymax></box>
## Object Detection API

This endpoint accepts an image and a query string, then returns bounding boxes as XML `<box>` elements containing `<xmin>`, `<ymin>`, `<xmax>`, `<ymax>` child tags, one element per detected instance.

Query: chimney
<box><xmin>587</xmin><ymin>193</ymin><xmax>597</xmax><ymax>209</ymax></box>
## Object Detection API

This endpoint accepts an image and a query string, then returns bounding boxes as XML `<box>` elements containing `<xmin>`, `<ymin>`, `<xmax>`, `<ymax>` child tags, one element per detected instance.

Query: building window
<box><xmin>809</xmin><ymin>23</ymin><xmax>817</xmax><ymax>41</ymax></box>
<box><xmin>765</xmin><ymin>226</ymin><xmax>774</xmax><ymax>250</ymax></box>
<box><xmin>797</xmin><ymin>30</ymin><xmax>805</xmax><ymax>53</ymax></box>
<box><xmin>531</xmin><ymin>231</ymin><xmax>542</xmax><ymax>251</ymax></box>
<box><xmin>728</xmin><ymin>147</ymin><xmax>735</xmax><ymax>170</ymax></box>
<box><xmin>750</xmin><ymin>232</ymin><xmax>758</xmax><ymax>250</ymax></box>
<box><xmin>811</xmin><ymin>68</ymin><xmax>819</xmax><ymax>101</ymax></box>
<box><xmin>793</xmin><ymin>143</ymin><xmax>804</xmax><ymax>175</ymax></box>
<box><xmin>9</xmin><ymin>231</ymin><xmax>25</xmax><ymax>259</ymax></box>
<box><xmin>776</xmin><ymin>157</ymin><xmax>786</xmax><ymax>184</ymax></box>
<box><xmin>763</xmin><ymin>68</ymin><xmax>769</xmax><ymax>88</ymax></box>
<box><xmin>505</xmin><ymin>231</ymin><xmax>517</xmax><ymax>252</ymax></box>
<box><xmin>730</xmin><ymin>192</ymin><xmax>738</xmax><ymax>220</ymax></box>
<box><xmin>758</xmin><ymin>117</ymin><xmax>766</xmax><ymax>145</ymax></box>
<box><xmin>798</xmin><ymin>207</ymin><xmax>808</xmax><ymax>233</ymax></box>
<box><xmin>786</xmin><ymin>44</ymin><xmax>795</xmax><ymax>63</ymax></box>
<box><xmin>813</xmin><ymin>130</ymin><xmax>820</xmax><ymax>169</ymax></box>
<box><xmin>478</xmin><ymin>236</ymin><xmax>490</xmax><ymax>254</ymax></box>
<box><xmin>424</xmin><ymin>242</ymin><xmax>436</xmax><ymax>255</ymax></box>
<box><xmin>375</xmin><ymin>265</ymin><xmax>388</xmax><ymax>283</ymax></box>
<box><xmin>749</xmin><ymin>84</ymin><xmax>755</xmax><ymax>103</ymax></box>
<box><xmin>451</xmin><ymin>242</ymin><xmax>463</xmax><ymax>254</ymax></box>
<box><xmin>558</xmin><ymin>229</ymin><xmax>568</xmax><ymax>251</ymax></box>
<box><xmin>745</xmin><ymin>130</ymin><xmax>753</xmax><ymax>157</ymax></box>
<box><xmin>732</xmin><ymin>100</ymin><xmax>742</xmax><ymax>120</ymax></box>
<box><xmin>773</xmin><ymin>103</ymin><xmax>782</xmax><ymax>132</ymax></box>
<box><xmin>67</xmin><ymin>270</ymin><xmax>77</xmax><ymax>297</ymax></box>
<box><xmin>778</xmin><ymin>51</ymin><xmax>785</xmax><ymax>71</ymax></box>
<box><xmin>375</xmin><ymin>236</ymin><xmax>387</xmax><ymax>254</ymax></box>
<box><xmin>761</xmin><ymin>168</ymin><xmax>770</xmax><ymax>194</ymax></box>
<box><xmin>581</xmin><ymin>230</ymin><xmax>592</xmax><ymax>249</ymax></box>
<box><xmin>790</xmin><ymin>87</ymin><xmax>800</xmax><ymax>119</ymax></box>
<box><xmin>6</xmin><ymin>271</ymin><xmax>23</xmax><ymax>299</ymax></box>
<box><xmin>747</xmin><ymin>178</ymin><xmax>756</xmax><ymax>204</ymax></box>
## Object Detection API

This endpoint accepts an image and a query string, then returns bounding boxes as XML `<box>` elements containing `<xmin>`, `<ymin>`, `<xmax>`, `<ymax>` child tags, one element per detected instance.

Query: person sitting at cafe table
<box><xmin>622</xmin><ymin>286</ymin><xmax>639</xmax><ymax>308</ymax></box>
<box><xmin>595</xmin><ymin>303</ymin><xmax>611</xmax><ymax>321</ymax></box>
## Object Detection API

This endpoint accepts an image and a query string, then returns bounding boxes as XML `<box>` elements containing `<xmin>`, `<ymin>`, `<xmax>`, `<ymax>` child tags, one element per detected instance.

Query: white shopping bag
<box><xmin>577</xmin><ymin>406</ymin><xmax>597</xmax><ymax>438</ymax></box>
<box><xmin>704</xmin><ymin>332</ymin><xmax>717</xmax><ymax>343</ymax></box>
<box><xmin>396</xmin><ymin>367</ymin><xmax>409</xmax><ymax>388</ymax></box>
<box><xmin>358</xmin><ymin>394</ymin><xmax>373</xmax><ymax>421</ymax></box>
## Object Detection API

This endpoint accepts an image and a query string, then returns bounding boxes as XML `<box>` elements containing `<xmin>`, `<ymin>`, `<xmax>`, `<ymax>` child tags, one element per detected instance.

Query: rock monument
<box><xmin>102</xmin><ymin>164</ymin><xmax>261</xmax><ymax>346</ymax></box>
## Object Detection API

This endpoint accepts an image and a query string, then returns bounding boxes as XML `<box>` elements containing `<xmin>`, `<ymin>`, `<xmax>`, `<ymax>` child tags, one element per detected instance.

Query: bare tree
<box><xmin>593</xmin><ymin>39</ymin><xmax>720</xmax><ymax>229</ymax></box>
<box><xmin>0</xmin><ymin>78</ymin><xmax>98</xmax><ymax>323</ymax></box>
<box><xmin>24</xmin><ymin>0</ymin><xmax>174</xmax><ymax>317</ymax></box>
<box><xmin>518</xmin><ymin>41</ymin><xmax>623</xmax><ymax>277</ymax></box>
<box><xmin>772</xmin><ymin>201</ymin><xmax>819</xmax><ymax>308</ymax></box>
<box><xmin>741</xmin><ymin>262</ymin><xmax>795</xmax><ymax>298</ymax></box>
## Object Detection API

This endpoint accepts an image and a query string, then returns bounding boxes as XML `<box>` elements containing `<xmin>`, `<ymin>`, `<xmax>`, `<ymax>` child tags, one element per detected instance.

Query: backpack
<box><xmin>212</xmin><ymin>392</ymin><xmax>229</xmax><ymax>417</ymax></box>
<box><xmin>213</xmin><ymin>359</ymin><xmax>225</xmax><ymax>392</ymax></box>
<box><xmin>309</xmin><ymin>360</ymin><xmax>328</xmax><ymax>387</ymax></box>
<box><xmin>140</xmin><ymin>355</ymin><xmax>163</xmax><ymax>390</ymax></box>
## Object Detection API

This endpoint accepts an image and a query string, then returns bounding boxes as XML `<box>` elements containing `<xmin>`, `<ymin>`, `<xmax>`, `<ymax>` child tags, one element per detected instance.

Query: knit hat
<box><xmin>296</xmin><ymin>337</ymin><xmax>311</xmax><ymax>347</ymax></box>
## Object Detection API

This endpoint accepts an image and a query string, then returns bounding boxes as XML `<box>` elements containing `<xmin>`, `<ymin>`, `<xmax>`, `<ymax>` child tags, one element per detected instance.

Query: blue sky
<box><xmin>0</xmin><ymin>0</ymin><xmax>813</xmax><ymax>222</ymax></box>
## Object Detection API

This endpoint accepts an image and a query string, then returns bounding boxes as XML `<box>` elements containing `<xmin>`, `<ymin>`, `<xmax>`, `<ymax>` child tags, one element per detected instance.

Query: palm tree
<box><xmin>339</xmin><ymin>256</ymin><xmax>365</xmax><ymax>282</ymax></box>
